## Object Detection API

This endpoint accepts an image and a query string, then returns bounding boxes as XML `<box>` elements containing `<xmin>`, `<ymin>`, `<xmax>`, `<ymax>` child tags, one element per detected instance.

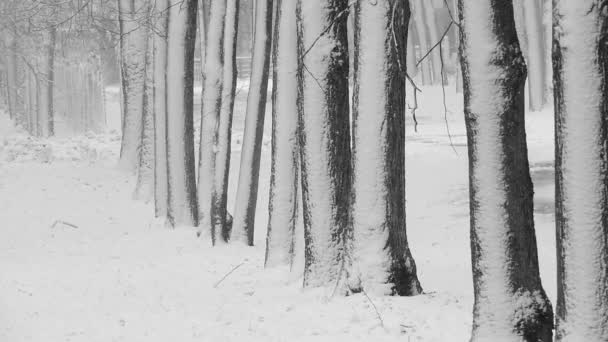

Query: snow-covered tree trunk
<box><xmin>264</xmin><ymin>0</ymin><xmax>300</xmax><ymax>268</ymax></box>
<box><xmin>523</xmin><ymin>0</ymin><xmax>545</xmax><ymax>111</ymax></box>
<box><xmin>553</xmin><ymin>1</ymin><xmax>608</xmax><ymax>340</ymax></box>
<box><xmin>6</xmin><ymin>37</ymin><xmax>18</xmax><ymax>122</ymax></box>
<box><xmin>349</xmin><ymin>0</ymin><xmax>422</xmax><ymax>297</ymax></box>
<box><xmin>38</xmin><ymin>27</ymin><xmax>56</xmax><ymax>137</ymax></box>
<box><xmin>297</xmin><ymin>0</ymin><xmax>352</xmax><ymax>288</ymax></box>
<box><xmin>411</xmin><ymin>0</ymin><xmax>432</xmax><ymax>85</ymax></box>
<box><xmin>542</xmin><ymin>0</ymin><xmax>551</xmax><ymax>103</ymax></box>
<box><xmin>233</xmin><ymin>0</ymin><xmax>273</xmax><ymax>246</ymax></box>
<box><xmin>211</xmin><ymin>0</ymin><xmax>239</xmax><ymax>243</ymax></box>
<box><xmin>153</xmin><ymin>0</ymin><xmax>169</xmax><ymax>218</ymax></box>
<box><xmin>117</xmin><ymin>0</ymin><xmax>148</xmax><ymax>171</ymax></box>
<box><xmin>198</xmin><ymin>0</ymin><xmax>227</xmax><ymax>239</ymax></box>
<box><xmin>459</xmin><ymin>0</ymin><xmax>553</xmax><ymax>340</ymax></box>
<box><xmin>134</xmin><ymin>30</ymin><xmax>155</xmax><ymax>202</ymax></box>
<box><xmin>422</xmin><ymin>2</ymin><xmax>442</xmax><ymax>84</ymax></box>
<box><xmin>165</xmin><ymin>0</ymin><xmax>199</xmax><ymax>227</ymax></box>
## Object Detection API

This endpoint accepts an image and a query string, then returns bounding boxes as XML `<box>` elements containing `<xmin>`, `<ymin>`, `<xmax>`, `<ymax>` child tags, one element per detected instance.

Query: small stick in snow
<box><xmin>213</xmin><ymin>260</ymin><xmax>246</xmax><ymax>288</ymax></box>
<box><xmin>359</xmin><ymin>283</ymin><xmax>385</xmax><ymax>328</ymax></box>
<box><xmin>50</xmin><ymin>220</ymin><xmax>79</xmax><ymax>229</ymax></box>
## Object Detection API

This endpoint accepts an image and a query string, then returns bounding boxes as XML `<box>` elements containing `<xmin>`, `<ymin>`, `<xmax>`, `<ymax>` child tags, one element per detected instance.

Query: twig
<box><xmin>416</xmin><ymin>21</ymin><xmax>453</xmax><ymax>67</ymax></box>
<box><xmin>213</xmin><ymin>260</ymin><xmax>246</xmax><ymax>288</ymax></box>
<box><xmin>439</xmin><ymin>42</ymin><xmax>457</xmax><ymax>154</ymax></box>
<box><xmin>360</xmin><ymin>285</ymin><xmax>385</xmax><ymax>328</ymax></box>
<box><xmin>50</xmin><ymin>220</ymin><xmax>79</xmax><ymax>229</ymax></box>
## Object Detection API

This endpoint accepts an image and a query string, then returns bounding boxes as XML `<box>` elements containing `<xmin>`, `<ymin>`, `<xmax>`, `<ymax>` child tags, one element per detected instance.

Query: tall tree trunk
<box><xmin>542</xmin><ymin>0</ymin><xmax>551</xmax><ymax>104</ymax></box>
<box><xmin>233</xmin><ymin>0</ymin><xmax>273</xmax><ymax>246</ymax></box>
<box><xmin>153</xmin><ymin>0</ymin><xmax>169</xmax><ymax>218</ymax></box>
<box><xmin>38</xmin><ymin>27</ymin><xmax>56</xmax><ymax>137</ymax></box>
<box><xmin>198</xmin><ymin>0</ymin><xmax>227</xmax><ymax>239</ymax></box>
<box><xmin>296</xmin><ymin>0</ymin><xmax>351</xmax><ymax>288</ymax></box>
<box><xmin>422</xmin><ymin>2</ymin><xmax>442</xmax><ymax>84</ymax></box>
<box><xmin>523</xmin><ymin>0</ymin><xmax>545</xmax><ymax>111</ymax></box>
<box><xmin>165</xmin><ymin>0</ymin><xmax>199</xmax><ymax>227</ymax></box>
<box><xmin>459</xmin><ymin>0</ymin><xmax>553</xmax><ymax>340</ymax></box>
<box><xmin>411</xmin><ymin>0</ymin><xmax>432</xmax><ymax>85</ymax></box>
<box><xmin>134</xmin><ymin>30</ymin><xmax>155</xmax><ymax>202</ymax></box>
<box><xmin>6</xmin><ymin>37</ymin><xmax>18</xmax><ymax>122</ymax></box>
<box><xmin>117</xmin><ymin>0</ymin><xmax>148</xmax><ymax>171</ymax></box>
<box><xmin>211</xmin><ymin>0</ymin><xmax>239</xmax><ymax>243</ymax></box>
<box><xmin>349</xmin><ymin>0</ymin><xmax>422</xmax><ymax>296</ymax></box>
<box><xmin>553</xmin><ymin>1</ymin><xmax>608</xmax><ymax>340</ymax></box>
<box><xmin>264</xmin><ymin>0</ymin><xmax>301</xmax><ymax>268</ymax></box>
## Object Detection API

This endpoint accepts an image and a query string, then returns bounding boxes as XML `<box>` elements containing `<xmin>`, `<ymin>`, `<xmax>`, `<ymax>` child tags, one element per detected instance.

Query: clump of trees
<box><xmin>3</xmin><ymin>0</ymin><xmax>608</xmax><ymax>340</ymax></box>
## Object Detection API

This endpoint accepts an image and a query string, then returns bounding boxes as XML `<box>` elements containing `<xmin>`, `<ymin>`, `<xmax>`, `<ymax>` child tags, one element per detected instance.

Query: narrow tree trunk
<box><xmin>233</xmin><ymin>0</ymin><xmax>273</xmax><ymax>245</ymax></box>
<box><xmin>553</xmin><ymin>1</ymin><xmax>608</xmax><ymax>340</ymax></box>
<box><xmin>134</xmin><ymin>31</ymin><xmax>155</xmax><ymax>202</ymax></box>
<box><xmin>523</xmin><ymin>0</ymin><xmax>545</xmax><ymax>111</ymax></box>
<box><xmin>45</xmin><ymin>27</ymin><xmax>56</xmax><ymax>136</ymax></box>
<box><xmin>411</xmin><ymin>0</ymin><xmax>432</xmax><ymax>85</ymax></box>
<box><xmin>459</xmin><ymin>1</ymin><xmax>553</xmax><ymax>340</ymax></box>
<box><xmin>349</xmin><ymin>0</ymin><xmax>422</xmax><ymax>296</ymax></box>
<box><xmin>153</xmin><ymin>0</ymin><xmax>169</xmax><ymax>218</ymax></box>
<box><xmin>211</xmin><ymin>0</ymin><xmax>239</xmax><ymax>243</ymax></box>
<box><xmin>165</xmin><ymin>0</ymin><xmax>199</xmax><ymax>227</ymax></box>
<box><xmin>117</xmin><ymin>0</ymin><xmax>148</xmax><ymax>171</ymax></box>
<box><xmin>6</xmin><ymin>38</ymin><xmax>18</xmax><ymax>121</ymax></box>
<box><xmin>422</xmin><ymin>2</ymin><xmax>442</xmax><ymax>84</ymax></box>
<box><xmin>296</xmin><ymin>0</ymin><xmax>351</xmax><ymax>288</ymax></box>
<box><xmin>265</xmin><ymin>0</ymin><xmax>300</xmax><ymax>268</ymax></box>
<box><xmin>198</xmin><ymin>0</ymin><xmax>227</xmax><ymax>239</ymax></box>
<box><xmin>542</xmin><ymin>0</ymin><xmax>551</xmax><ymax>104</ymax></box>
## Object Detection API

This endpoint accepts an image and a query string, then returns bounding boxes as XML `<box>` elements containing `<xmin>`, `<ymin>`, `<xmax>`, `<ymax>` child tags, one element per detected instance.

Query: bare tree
<box><xmin>297</xmin><ymin>0</ymin><xmax>351</xmax><ymax>288</ymax></box>
<box><xmin>349</xmin><ymin>0</ymin><xmax>422</xmax><ymax>296</ymax></box>
<box><xmin>459</xmin><ymin>0</ymin><xmax>553</xmax><ymax>340</ymax></box>
<box><xmin>264</xmin><ymin>0</ymin><xmax>301</xmax><ymax>268</ymax></box>
<box><xmin>198</xmin><ymin>0</ymin><xmax>227</xmax><ymax>240</ymax></box>
<box><xmin>165</xmin><ymin>0</ymin><xmax>199</xmax><ymax>227</ymax></box>
<box><xmin>553</xmin><ymin>1</ymin><xmax>608</xmax><ymax>340</ymax></box>
<box><xmin>117</xmin><ymin>0</ymin><xmax>148</xmax><ymax>171</ymax></box>
<box><xmin>134</xmin><ymin>24</ymin><xmax>154</xmax><ymax>202</ymax></box>
<box><xmin>153</xmin><ymin>0</ymin><xmax>169</xmax><ymax>218</ymax></box>
<box><xmin>233</xmin><ymin>0</ymin><xmax>273</xmax><ymax>246</ymax></box>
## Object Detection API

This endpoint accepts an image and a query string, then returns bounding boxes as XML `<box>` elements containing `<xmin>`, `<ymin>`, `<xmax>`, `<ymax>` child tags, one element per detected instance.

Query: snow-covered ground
<box><xmin>0</xmin><ymin>84</ymin><xmax>556</xmax><ymax>341</ymax></box>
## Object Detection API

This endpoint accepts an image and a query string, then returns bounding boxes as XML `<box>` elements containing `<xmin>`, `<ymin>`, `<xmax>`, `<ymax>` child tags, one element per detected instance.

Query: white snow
<box><xmin>0</xmin><ymin>73</ymin><xmax>558</xmax><ymax>341</ymax></box>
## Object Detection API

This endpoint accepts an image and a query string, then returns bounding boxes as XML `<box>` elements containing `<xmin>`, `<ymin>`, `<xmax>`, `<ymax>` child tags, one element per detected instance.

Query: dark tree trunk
<box><xmin>296</xmin><ymin>0</ymin><xmax>352</xmax><ymax>288</ymax></box>
<box><xmin>165</xmin><ymin>0</ymin><xmax>199</xmax><ymax>227</ymax></box>
<box><xmin>553</xmin><ymin>1</ymin><xmax>608</xmax><ymax>340</ymax></box>
<box><xmin>349</xmin><ymin>0</ymin><xmax>422</xmax><ymax>296</ymax></box>
<box><xmin>232</xmin><ymin>0</ymin><xmax>273</xmax><ymax>245</ymax></box>
<box><xmin>459</xmin><ymin>0</ymin><xmax>553</xmax><ymax>340</ymax></box>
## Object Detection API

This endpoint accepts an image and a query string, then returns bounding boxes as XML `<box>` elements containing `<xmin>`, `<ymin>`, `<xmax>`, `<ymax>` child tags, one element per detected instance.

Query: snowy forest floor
<box><xmin>0</xmin><ymin>84</ymin><xmax>556</xmax><ymax>341</ymax></box>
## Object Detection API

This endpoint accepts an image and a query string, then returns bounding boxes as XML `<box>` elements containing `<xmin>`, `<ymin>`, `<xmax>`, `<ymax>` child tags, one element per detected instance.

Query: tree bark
<box><xmin>233</xmin><ymin>0</ymin><xmax>272</xmax><ymax>246</ymax></box>
<box><xmin>165</xmin><ymin>0</ymin><xmax>199</xmax><ymax>227</ymax></box>
<box><xmin>349</xmin><ymin>0</ymin><xmax>422</xmax><ymax>297</ymax></box>
<box><xmin>198</xmin><ymin>0</ymin><xmax>227</xmax><ymax>240</ymax></box>
<box><xmin>264</xmin><ymin>0</ymin><xmax>301</xmax><ymax>268</ymax></box>
<box><xmin>134</xmin><ymin>29</ymin><xmax>155</xmax><ymax>202</ymax></box>
<box><xmin>6</xmin><ymin>37</ymin><xmax>18</xmax><ymax>122</ymax></box>
<box><xmin>211</xmin><ymin>0</ymin><xmax>239</xmax><ymax>243</ymax></box>
<box><xmin>459</xmin><ymin>0</ymin><xmax>553</xmax><ymax>340</ymax></box>
<box><xmin>553</xmin><ymin>1</ymin><xmax>608</xmax><ymax>340</ymax></box>
<box><xmin>153</xmin><ymin>0</ymin><xmax>169</xmax><ymax>218</ymax></box>
<box><xmin>296</xmin><ymin>0</ymin><xmax>351</xmax><ymax>288</ymax></box>
<box><xmin>117</xmin><ymin>0</ymin><xmax>148</xmax><ymax>171</ymax></box>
